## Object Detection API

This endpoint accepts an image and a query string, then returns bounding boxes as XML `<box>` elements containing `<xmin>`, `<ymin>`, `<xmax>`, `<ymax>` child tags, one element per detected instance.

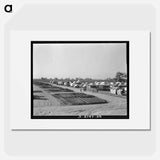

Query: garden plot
<box><xmin>33</xmin><ymin>90</ymin><xmax>48</xmax><ymax>100</ymax></box>
<box><xmin>33</xmin><ymin>90</ymin><xmax>43</xmax><ymax>93</ymax></box>
<box><xmin>33</xmin><ymin>95</ymin><xmax>48</xmax><ymax>100</ymax></box>
<box><xmin>52</xmin><ymin>92</ymin><xmax>108</xmax><ymax>106</ymax></box>
<box><xmin>46</xmin><ymin>87</ymin><xmax>74</xmax><ymax>93</ymax></box>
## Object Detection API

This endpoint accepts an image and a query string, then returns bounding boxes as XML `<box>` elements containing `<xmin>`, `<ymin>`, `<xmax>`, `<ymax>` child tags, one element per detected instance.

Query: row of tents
<box><xmin>49</xmin><ymin>79</ymin><xmax>127</xmax><ymax>96</ymax></box>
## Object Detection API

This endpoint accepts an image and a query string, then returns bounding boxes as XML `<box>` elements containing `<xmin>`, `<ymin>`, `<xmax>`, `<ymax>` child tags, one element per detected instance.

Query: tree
<box><xmin>115</xmin><ymin>72</ymin><xmax>127</xmax><ymax>82</ymax></box>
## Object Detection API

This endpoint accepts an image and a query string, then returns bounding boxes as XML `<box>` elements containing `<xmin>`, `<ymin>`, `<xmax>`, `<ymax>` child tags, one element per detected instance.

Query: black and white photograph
<box><xmin>31</xmin><ymin>41</ymin><xmax>129</xmax><ymax>119</ymax></box>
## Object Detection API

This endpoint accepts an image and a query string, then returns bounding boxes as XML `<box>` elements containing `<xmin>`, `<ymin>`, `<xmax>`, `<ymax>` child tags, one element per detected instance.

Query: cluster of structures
<box><xmin>48</xmin><ymin>78</ymin><xmax>127</xmax><ymax>96</ymax></box>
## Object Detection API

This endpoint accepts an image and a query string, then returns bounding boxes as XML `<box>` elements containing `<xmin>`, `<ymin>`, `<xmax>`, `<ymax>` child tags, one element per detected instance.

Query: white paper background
<box><xmin>2</xmin><ymin>2</ymin><xmax>159</xmax><ymax>159</ymax></box>
<box><xmin>10</xmin><ymin>31</ymin><xmax>150</xmax><ymax>130</ymax></box>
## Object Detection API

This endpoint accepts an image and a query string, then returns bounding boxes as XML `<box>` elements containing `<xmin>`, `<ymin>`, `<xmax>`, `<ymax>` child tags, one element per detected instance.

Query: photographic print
<box><xmin>31</xmin><ymin>41</ymin><xmax>129</xmax><ymax>119</ymax></box>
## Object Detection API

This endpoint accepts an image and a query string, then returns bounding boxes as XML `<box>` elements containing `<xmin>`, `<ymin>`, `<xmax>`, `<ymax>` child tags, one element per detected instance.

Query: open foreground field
<box><xmin>33</xmin><ymin>81</ymin><xmax>127</xmax><ymax>116</ymax></box>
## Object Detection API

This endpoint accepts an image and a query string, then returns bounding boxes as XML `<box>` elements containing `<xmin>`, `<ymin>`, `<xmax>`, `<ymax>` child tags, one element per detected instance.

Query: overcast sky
<box><xmin>33</xmin><ymin>43</ymin><xmax>127</xmax><ymax>79</ymax></box>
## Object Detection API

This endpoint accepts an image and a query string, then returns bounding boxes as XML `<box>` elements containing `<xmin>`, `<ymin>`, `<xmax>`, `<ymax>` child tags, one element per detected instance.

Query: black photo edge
<box><xmin>31</xmin><ymin>41</ymin><xmax>129</xmax><ymax>119</ymax></box>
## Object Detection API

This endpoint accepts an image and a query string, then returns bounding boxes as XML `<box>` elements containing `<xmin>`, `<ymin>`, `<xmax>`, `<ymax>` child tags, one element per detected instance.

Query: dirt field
<box><xmin>33</xmin><ymin>81</ymin><xmax>127</xmax><ymax>116</ymax></box>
